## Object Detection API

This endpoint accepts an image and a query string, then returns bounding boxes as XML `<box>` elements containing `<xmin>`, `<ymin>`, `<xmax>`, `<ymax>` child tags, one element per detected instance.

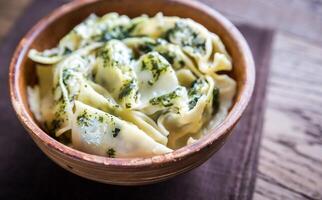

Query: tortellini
<box><xmin>27</xmin><ymin>12</ymin><xmax>236</xmax><ymax>157</ymax></box>
<box><xmin>72</xmin><ymin>101</ymin><xmax>171</xmax><ymax>157</ymax></box>
<box><xmin>94</xmin><ymin>40</ymin><xmax>139</xmax><ymax>108</ymax></box>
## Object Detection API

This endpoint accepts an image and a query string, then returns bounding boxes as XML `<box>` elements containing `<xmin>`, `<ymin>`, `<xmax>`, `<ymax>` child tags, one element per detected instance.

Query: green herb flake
<box><xmin>150</xmin><ymin>88</ymin><xmax>181</xmax><ymax>107</ymax></box>
<box><xmin>188</xmin><ymin>79</ymin><xmax>207</xmax><ymax>110</ymax></box>
<box><xmin>77</xmin><ymin>110</ymin><xmax>92</xmax><ymax>127</ymax></box>
<box><xmin>97</xmin><ymin>45</ymin><xmax>110</xmax><ymax>66</ymax></box>
<box><xmin>112</xmin><ymin>128</ymin><xmax>120</xmax><ymax>137</ymax></box>
<box><xmin>100</xmin><ymin>25</ymin><xmax>130</xmax><ymax>42</ymax></box>
<box><xmin>98</xmin><ymin>116</ymin><xmax>104</xmax><ymax>123</ymax></box>
<box><xmin>164</xmin><ymin>21</ymin><xmax>206</xmax><ymax>55</ymax></box>
<box><xmin>118</xmin><ymin>80</ymin><xmax>136</xmax><ymax>100</ymax></box>
<box><xmin>141</xmin><ymin>52</ymin><xmax>169</xmax><ymax>85</ymax></box>
<box><xmin>107</xmin><ymin>148</ymin><xmax>116</xmax><ymax>158</ymax></box>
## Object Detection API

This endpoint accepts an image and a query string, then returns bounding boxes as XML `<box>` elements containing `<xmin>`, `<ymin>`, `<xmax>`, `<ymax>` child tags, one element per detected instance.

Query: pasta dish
<box><xmin>27</xmin><ymin>13</ymin><xmax>236</xmax><ymax>158</ymax></box>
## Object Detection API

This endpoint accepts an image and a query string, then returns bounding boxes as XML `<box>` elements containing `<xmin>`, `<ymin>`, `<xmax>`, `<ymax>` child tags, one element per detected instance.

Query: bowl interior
<box><xmin>11</xmin><ymin>0</ymin><xmax>253</xmax><ymax>163</ymax></box>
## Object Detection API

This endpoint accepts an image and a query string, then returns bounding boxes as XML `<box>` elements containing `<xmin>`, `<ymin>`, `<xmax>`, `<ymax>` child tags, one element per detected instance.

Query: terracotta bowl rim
<box><xmin>9</xmin><ymin>0</ymin><xmax>255</xmax><ymax>168</ymax></box>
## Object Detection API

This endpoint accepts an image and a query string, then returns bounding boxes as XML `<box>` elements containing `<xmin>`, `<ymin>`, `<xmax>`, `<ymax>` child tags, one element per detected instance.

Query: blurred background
<box><xmin>0</xmin><ymin>0</ymin><xmax>321</xmax><ymax>199</ymax></box>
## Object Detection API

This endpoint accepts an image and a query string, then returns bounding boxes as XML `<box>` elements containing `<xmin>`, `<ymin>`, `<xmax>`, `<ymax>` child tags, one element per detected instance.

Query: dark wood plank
<box><xmin>254</xmin><ymin>32</ymin><xmax>322</xmax><ymax>200</ymax></box>
<box><xmin>201</xmin><ymin>0</ymin><xmax>322</xmax><ymax>44</ymax></box>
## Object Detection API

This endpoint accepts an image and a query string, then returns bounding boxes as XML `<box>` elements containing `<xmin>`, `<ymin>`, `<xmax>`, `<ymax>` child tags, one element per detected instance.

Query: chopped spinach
<box><xmin>188</xmin><ymin>79</ymin><xmax>207</xmax><ymax>110</ymax></box>
<box><xmin>98</xmin><ymin>116</ymin><xmax>104</xmax><ymax>123</ymax></box>
<box><xmin>150</xmin><ymin>88</ymin><xmax>181</xmax><ymax>107</ymax></box>
<box><xmin>118</xmin><ymin>80</ymin><xmax>136</xmax><ymax>100</ymax></box>
<box><xmin>77</xmin><ymin>110</ymin><xmax>92</xmax><ymax>127</ymax></box>
<box><xmin>164</xmin><ymin>21</ymin><xmax>206</xmax><ymax>55</ymax></box>
<box><xmin>141</xmin><ymin>52</ymin><xmax>169</xmax><ymax>85</ymax></box>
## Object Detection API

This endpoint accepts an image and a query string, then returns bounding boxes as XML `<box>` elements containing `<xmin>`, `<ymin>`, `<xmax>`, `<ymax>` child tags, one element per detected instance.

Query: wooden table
<box><xmin>1</xmin><ymin>0</ymin><xmax>321</xmax><ymax>199</ymax></box>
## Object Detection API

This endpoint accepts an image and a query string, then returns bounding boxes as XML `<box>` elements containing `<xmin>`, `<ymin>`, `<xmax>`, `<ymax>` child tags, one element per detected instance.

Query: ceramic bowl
<box><xmin>9</xmin><ymin>0</ymin><xmax>255</xmax><ymax>185</ymax></box>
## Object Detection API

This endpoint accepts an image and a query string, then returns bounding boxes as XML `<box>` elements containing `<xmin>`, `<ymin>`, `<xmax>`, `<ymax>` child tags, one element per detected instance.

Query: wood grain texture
<box><xmin>253</xmin><ymin>32</ymin><xmax>322</xmax><ymax>200</ymax></box>
<box><xmin>201</xmin><ymin>0</ymin><xmax>322</xmax><ymax>44</ymax></box>
<box><xmin>198</xmin><ymin>0</ymin><xmax>322</xmax><ymax>199</ymax></box>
